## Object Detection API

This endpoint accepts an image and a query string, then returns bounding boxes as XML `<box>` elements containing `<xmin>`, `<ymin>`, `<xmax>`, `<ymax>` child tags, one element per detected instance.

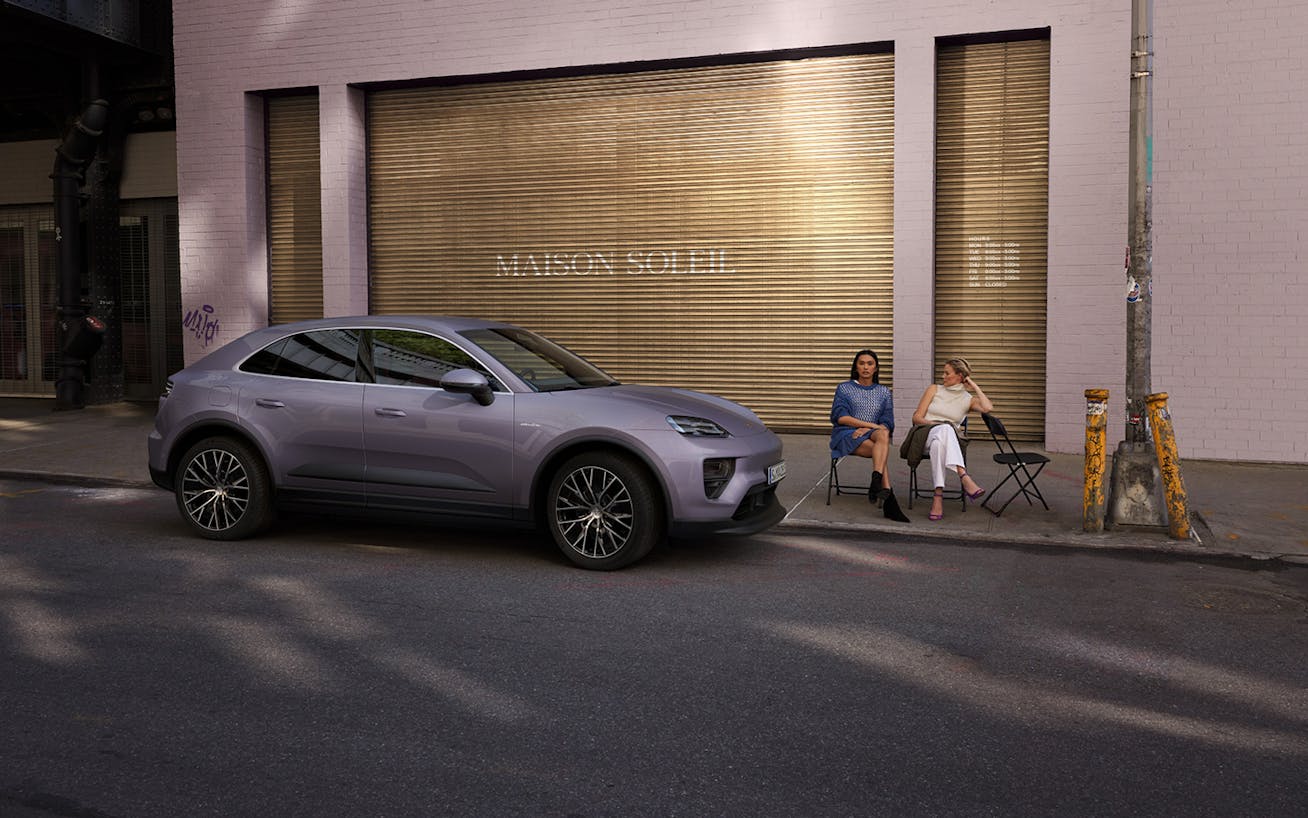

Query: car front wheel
<box><xmin>175</xmin><ymin>437</ymin><xmax>273</xmax><ymax>540</ymax></box>
<box><xmin>547</xmin><ymin>452</ymin><xmax>663</xmax><ymax>570</ymax></box>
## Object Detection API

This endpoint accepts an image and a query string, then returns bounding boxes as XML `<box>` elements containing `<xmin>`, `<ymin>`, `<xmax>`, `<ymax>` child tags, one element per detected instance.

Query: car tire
<box><xmin>547</xmin><ymin>451</ymin><xmax>664</xmax><ymax>570</ymax></box>
<box><xmin>175</xmin><ymin>436</ymin><xmax>274</xmax><ymax>540</ymax></box>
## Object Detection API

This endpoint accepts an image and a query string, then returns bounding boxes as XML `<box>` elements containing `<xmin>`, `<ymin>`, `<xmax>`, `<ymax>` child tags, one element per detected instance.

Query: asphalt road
<box><xmin>2</xmin><ymin>479</ymin><xmax>1307</xmax><ymax>818</ymax></box>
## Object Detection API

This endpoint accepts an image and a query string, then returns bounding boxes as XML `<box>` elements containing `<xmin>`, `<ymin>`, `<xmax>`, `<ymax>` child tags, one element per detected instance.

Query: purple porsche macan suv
<box><xmin>148</xmin><ymin>316</ymin><xmax>787</xmax><ymax>569</ymax></box>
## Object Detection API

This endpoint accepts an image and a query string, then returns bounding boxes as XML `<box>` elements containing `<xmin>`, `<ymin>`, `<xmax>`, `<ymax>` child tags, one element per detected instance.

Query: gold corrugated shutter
<box><xmin>935</xmin><ymin>39</ymin><xmax>1049</xmax><ymax>441</ymax></box>
<box><xmin>367</xmin><ymin>52</ymin><xmax>894</xmax><ymax>430</ymax></box>
<box><xmin>266</xmin><ymin>94</ymin><xmax>323</xmax><ymax>324</ymax></box>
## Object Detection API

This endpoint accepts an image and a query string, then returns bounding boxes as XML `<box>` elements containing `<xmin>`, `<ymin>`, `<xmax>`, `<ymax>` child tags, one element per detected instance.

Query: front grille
<box><xmin>732</xmin><ymin>484</ymin><xmax>777</xmax><ymax>521</ymax></box>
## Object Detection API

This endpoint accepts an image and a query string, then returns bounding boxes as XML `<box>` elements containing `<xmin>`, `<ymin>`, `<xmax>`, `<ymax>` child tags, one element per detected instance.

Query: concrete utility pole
<box><xmin>1109</xmin><ymin>0</ymin><xmax>1165</xmax><ymax>526</ymax></box>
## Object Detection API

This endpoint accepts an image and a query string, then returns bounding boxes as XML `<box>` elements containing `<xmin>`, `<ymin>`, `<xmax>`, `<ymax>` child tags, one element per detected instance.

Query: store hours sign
<box><xmin>495</xmin><ymin>249</ymin><xmax>735</xmax><ymax>277</ymax></box>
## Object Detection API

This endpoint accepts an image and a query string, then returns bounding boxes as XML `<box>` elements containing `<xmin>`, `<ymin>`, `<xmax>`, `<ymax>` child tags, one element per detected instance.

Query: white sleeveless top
<box><xmin>924</xmin><ymin>384</ymin><xmax>972</xmax><ymax>426</ymax></box>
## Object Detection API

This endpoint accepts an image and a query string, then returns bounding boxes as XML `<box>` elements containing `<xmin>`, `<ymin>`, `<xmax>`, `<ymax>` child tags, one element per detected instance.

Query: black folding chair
<box><xmin>825</xmin><ymin>455</ymin><xmax>870</xmax><ymax>504</ymax></box>
<box><xmin>979</xmin><ymin>412</ymin><xmax>1050</xmax><ymax>516</ymax></box>
<box><xmin>905</xmin><ymin>418</ymin><xmax>967</xmax><ymax>512</ymax></box>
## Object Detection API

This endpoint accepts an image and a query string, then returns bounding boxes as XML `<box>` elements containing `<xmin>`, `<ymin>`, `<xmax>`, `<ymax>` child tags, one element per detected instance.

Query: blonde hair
<box><xmin>944</xmin><ymin>357</ymin><xmax>973</xmax><ymax>380</ymax></box>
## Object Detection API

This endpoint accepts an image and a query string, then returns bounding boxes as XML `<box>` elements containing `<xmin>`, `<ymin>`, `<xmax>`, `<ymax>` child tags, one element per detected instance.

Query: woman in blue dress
<box><xmin>829</xmin><ymin>349</ymin><xmax>895</xmax><ymax>503</ymax></box>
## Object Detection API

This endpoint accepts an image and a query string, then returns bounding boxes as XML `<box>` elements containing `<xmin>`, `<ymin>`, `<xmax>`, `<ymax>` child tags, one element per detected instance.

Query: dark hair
<box><xmin>849</xmin><ymin>349</ymin><xmax>880</xmax><ymax>383</ymax></box>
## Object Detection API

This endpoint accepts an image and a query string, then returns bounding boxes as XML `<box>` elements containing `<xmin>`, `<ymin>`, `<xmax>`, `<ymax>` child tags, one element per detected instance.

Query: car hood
<box><xmin>565</xmin><ymin>384</ymin><xmax>770</xmax><ymax>436</ymax></box>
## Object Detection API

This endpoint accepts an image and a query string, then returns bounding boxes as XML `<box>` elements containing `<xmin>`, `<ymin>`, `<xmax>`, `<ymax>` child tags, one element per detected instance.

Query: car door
<box><xmin>236</xmin><ymin>328</ymin><xmax>368</xmax><ymax>508</ymax></box>
<box><xmin>362</xmin><ymin>329</ymin><xmax>517</xmax><ymax>518</ymax></box>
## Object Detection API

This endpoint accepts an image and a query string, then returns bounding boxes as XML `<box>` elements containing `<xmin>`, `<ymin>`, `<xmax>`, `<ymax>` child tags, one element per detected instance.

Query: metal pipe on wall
<box><xmin>52</xmin><ymin>98</ymin><xmax>109</xmax><ymax>410</ymax></box>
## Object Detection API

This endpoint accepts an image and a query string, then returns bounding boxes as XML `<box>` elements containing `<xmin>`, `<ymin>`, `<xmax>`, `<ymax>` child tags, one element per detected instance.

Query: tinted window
<box><xmin>239</xmin><ymin>329</ymin><xmax>360</xmax><ymax>382</ymax></box>
<box><xmin>460</xmin><ymin>327</ymin><xmax>617</xmax><ymax>392</ymax></box>
<box><xmin>240</xmin><ymin>337</ymin><xmax>289</xmax><ymax>375</ymax></box>
<box><xmin>372</xmin><ymin>330</ymin><xmax>503</xmax><ymax>390</ymax></box>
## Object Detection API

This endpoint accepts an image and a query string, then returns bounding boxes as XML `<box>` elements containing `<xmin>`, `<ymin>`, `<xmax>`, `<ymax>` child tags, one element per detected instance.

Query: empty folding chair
<box><xmin>979</xmin><ymin>412</ymin><xmax>1050</xmax><ymax>516</ymax></box>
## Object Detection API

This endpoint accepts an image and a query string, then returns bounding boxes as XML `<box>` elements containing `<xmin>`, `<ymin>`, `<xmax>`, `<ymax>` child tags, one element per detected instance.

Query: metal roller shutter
<box><xmin>935</xmin><ymin>38</ymin><xmax>1049</xmax><ymax>442</ymax></box>
<box><xmin>266</xmin><ymin>94</ymin><xmax>323</xmax><ymax>324</ymax></box>
<box><xmin>367</xmin><ymin>52</ymin><xmax>894</xmax><ymax>430</ymax></box>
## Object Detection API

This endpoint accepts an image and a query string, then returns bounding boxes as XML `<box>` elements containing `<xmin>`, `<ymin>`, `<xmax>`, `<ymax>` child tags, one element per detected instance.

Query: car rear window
<box><xmin>239</xmin><ymin>330</ymin><xmax>361</xmax><ymax>381</ymax></box>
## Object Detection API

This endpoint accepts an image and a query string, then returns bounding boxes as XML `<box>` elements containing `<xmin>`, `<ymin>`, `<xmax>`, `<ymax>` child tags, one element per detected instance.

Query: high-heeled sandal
<box><xmin>928</xmin><ymin>490</ymin><xmax>944</xmax><ymax>521</ymax></box>
<box><xmin>959</xmin><ymin>469</ymin><xmax>986</xmax><ymax>502</ymax></box>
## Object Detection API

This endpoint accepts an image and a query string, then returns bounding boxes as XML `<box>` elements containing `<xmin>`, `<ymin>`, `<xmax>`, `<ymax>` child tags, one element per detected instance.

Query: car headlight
<box><xmin>666</xmin><ymin>415</ymin><xmax>729</xmax><ymax>437</ymax></box>
<box><xmin>161</xmin><ymin>378</ymin><xmax>174</xmax><ymax>399</ymax></box>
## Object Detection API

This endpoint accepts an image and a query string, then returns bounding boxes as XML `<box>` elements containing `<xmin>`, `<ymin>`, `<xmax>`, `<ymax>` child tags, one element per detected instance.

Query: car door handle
<box><xmin>374</xmin><ymin>407</ymin><xmax>407</xmax><ymax>418</ymax></box>
<box><xmin>255</xmin><ymin>399</ymin><xmax>285</xmax><ymax>408</ymax></box>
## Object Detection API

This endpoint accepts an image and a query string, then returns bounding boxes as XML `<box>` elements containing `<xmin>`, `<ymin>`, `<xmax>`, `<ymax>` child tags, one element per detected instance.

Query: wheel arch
<box><xmin>162</xmin><ymin>421</ymin><xmax>272</xmax><ymax>491</ymax></box>
<box><xmin>530</xmin><ymin>439</ymin><xmax>671</xmax><ymax>530</ymax></box>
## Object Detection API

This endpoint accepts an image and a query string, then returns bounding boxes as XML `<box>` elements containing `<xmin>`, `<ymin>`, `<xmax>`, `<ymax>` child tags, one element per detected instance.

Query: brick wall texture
<box><xmin>169</xmin><ymin>0</ymin><xmax>1308</xmax><ymax>463</ymax></box>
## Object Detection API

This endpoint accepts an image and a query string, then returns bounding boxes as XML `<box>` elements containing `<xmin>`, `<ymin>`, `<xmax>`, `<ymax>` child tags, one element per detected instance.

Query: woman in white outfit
<box><xmin>911</xmin><ymin>357</ymin><xmax>994</xmax><ymax>520</ymax></box>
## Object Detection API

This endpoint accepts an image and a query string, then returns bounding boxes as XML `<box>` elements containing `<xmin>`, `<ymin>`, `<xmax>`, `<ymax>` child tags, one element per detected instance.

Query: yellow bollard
<box><xmin>1083</xmin><ymin>389</ymin><xmax>1110</xmax><ymax>532</ymax></box>
<box><xmin>1146</xmin><ymin>392</ymin><xmax>1191</xmax><ymax>539</ymax></box>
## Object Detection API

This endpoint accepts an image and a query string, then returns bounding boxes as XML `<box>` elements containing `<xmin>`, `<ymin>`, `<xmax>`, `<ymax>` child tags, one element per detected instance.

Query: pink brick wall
<box><xmin>1151</xmin><ymin>0</ymin><xmax>1308</xmax><ymax>462</ymax></box>
<box><xmin>892</xmin><ymin>33</ymin><xmax>939</xmax><ymax>437</ymax></box>
<box><xmin>319</xmin><ymin>85</ymin><xmax>369</xmax><ymax>318</ymax></box>
<box><xmin>171</xmin><ymin>0</ymin><xmax>1307</xmax><ymax>462</ymax></box>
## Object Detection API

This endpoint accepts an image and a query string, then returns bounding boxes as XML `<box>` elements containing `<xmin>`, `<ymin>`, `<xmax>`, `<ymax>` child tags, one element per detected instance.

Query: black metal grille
<box><xmin>0</xmin><ymin>226</ymin><xmax>24</xmax><ymax>381</ymax></box>
<box><xmin>119</xmin><ymin>215</ymin><xmax>151</xmax><ymax>385</ymax></box>
<box><xmin>119</xmin><ymin>200</ymin><xmax>184</xmax><ymax>397</ymax></box>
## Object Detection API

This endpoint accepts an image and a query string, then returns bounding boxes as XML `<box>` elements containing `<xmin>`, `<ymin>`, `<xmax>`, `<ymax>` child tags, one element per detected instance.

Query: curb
<box><xmin>775</xmin><ymin>516</ymin><xmax>1297</xmax><ymax>565</ymax></box>
<box><xmin>0</xmin><ymin>470</ymin><xmax>154</xmax><ymax>491</ymax></box>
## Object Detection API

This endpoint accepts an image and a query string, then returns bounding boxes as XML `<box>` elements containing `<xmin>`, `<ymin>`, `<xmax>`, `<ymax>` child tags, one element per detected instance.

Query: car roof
<box><xmin>257</xmin><ymin>315</ymin><xmax>518</xmax><ymax>335</ymax></box>
<box><xmin>189</xmin><ymin>315</ymin><xmax>525</xmax><ymax>370</ymax></box>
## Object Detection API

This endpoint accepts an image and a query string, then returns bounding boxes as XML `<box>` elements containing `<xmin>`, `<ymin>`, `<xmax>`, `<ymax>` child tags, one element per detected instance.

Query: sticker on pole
<box><xmin>1126</xmin><ymin>277</ymin><xmax>1141</xmax><ymax>303</ymax></box>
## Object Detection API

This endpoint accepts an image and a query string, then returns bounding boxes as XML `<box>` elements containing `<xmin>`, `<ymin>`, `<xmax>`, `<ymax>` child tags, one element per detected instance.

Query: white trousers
<box><xmin>926</xmin><ymin>424</ymin><xmax>966</xmax><ymax>489</ymax></box>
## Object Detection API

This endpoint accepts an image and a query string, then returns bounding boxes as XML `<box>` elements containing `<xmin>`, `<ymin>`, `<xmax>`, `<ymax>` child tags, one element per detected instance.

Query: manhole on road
<box><xmin>1184</xmin><ymin>586</ymin><xmax>1307</xmax><ymax>615</ymax></box>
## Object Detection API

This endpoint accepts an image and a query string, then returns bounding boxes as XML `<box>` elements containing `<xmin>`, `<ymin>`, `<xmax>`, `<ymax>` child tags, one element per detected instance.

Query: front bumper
<box><xmin>669</xmin><ymin>482</ymin><xmax>785</xmax><ymax>538</ymax></box>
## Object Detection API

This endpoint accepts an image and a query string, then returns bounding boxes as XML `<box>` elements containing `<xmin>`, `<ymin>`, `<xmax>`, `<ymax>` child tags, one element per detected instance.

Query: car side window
<box><xmin>372</xmin><ymin>330</ymin><xmax>504</xmax><ymax>391</ymax></box>
<box><xmin>238</xmin><ymin>329</ymin><xmax>361</xmax><ymax>382</ymax></box>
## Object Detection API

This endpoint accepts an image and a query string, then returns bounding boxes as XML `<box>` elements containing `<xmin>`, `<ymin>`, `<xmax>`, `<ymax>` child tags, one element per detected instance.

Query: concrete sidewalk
<box><xmin>2</xmin><ymin>398</ymin><xmax>1306</xmax><ymax>564</ymax></box>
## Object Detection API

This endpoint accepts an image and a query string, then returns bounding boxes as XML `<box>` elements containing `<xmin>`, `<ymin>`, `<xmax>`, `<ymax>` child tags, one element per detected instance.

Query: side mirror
<box><xmin>440</xmin><ymin>368</ymin><xmax>495</xmax><ymax>406</ymax></box>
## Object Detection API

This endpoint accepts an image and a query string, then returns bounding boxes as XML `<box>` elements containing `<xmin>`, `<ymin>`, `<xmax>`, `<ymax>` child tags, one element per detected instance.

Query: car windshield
<box><xmin>460</xmin><ymin>327</ymin><xmax>619</xmax><ymax>393</ymax></box>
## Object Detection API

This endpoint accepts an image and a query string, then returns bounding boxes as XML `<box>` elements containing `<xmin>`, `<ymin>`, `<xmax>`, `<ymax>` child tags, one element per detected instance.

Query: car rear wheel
<box><xmin>175</xmin><ymin>437</ymin><xmax>273</xmax><ymax>540</ymax></box>
<box><xmin>547</xmin><ymin>452</ymin><xmax>663</xmax><ymax>570</ymax></box>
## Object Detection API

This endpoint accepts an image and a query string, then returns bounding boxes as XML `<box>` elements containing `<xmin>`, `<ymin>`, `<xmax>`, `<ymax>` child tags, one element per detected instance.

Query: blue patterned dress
<box><xmin>829</xmin><ymin>381</ymin><xmax>895</xmax><ymax>457</ymax></box>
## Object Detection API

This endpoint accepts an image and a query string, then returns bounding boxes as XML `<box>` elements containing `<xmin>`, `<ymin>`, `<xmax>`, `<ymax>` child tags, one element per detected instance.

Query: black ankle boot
<box><xmin>883</xmin><ymin>489</ymin><xmax>910</xmax><ymax>523</ymax></box>
<box><xmin>868</xmin><ymin>471</ymin><xmax>883</xmax><ymax>505</ymax></box>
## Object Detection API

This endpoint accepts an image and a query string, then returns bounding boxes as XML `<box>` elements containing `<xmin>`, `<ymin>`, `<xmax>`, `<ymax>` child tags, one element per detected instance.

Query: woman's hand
<box><xmin>964</xmin><ymin>377</ymin><xmax>994</xmax><ymax>413</ymax></box>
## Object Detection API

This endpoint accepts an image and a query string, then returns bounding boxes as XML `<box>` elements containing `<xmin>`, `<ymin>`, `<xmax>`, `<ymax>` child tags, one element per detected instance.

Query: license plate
<box><xmin>767</xmin><ymin>461</ymin><xmax>787</xmax><ymax>484</ymax></box>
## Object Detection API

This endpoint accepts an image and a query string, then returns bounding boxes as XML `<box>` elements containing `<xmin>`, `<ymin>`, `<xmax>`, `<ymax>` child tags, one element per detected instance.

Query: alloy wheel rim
<box><xmin>554</xmin><ymin>466</ymin><xmax>634</xmax><ymax>559</ymax></box>
<box><xmin>181</xmin><ymin>449</ymin><xmax>251</xmax><ymax>531</ymax></box>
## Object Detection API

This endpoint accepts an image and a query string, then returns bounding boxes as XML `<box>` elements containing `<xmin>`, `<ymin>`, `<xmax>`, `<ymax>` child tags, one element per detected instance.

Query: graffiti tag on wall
<box><xmin>183</xmin><ymin>304</ymin><xmax>221</xmax><ymax>348</ymax></box>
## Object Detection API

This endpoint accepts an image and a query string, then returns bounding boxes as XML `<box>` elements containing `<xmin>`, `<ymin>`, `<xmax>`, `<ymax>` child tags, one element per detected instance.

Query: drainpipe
<box><xmin>51</xmin><ymin>99</ymin><xmax>110</xmax><ymax>410</ymax></box>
